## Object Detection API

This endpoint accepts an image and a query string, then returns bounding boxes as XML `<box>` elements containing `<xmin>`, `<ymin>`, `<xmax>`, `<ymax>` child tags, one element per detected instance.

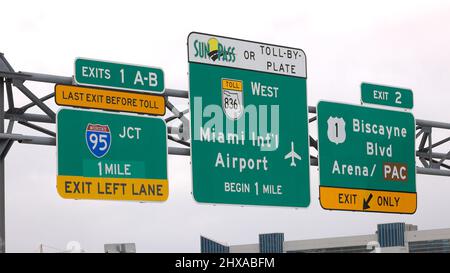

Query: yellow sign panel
<box><xmin>221</xmin><ymin>79</ymin><xmax>243</xmax><ymax>92</ymax></box>
<box><xmin>57</xmin><ymin>176</ymin><xmax>168</xmax><ymax>202</ymax></box>
<box><xmin>55</xmin><ymin>84</ymin><xmax>165</xmax><ymax>116</ymax></box>
<box><xmin>320</xmin><ymin>186</ymin><xmax>416</xmax><ymax>214</ymax></box>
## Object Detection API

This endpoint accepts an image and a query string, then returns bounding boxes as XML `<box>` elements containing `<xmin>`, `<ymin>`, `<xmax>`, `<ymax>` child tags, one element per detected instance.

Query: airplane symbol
<box><xmin>284</xmin><ymin>141</ymin><xmax>301</xmax><ymax>167</ymax></box>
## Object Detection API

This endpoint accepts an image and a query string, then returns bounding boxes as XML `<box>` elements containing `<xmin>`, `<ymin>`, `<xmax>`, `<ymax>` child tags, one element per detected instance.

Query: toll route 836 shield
<box><xmin>85</xmin><ymin>123</ymin><xmax>111</xmax><ymax>158</ymax></box>
<box><xmin>221</xmin><ymin>78</ymin><xmax>243</xmax><ymax>120</ymax></box>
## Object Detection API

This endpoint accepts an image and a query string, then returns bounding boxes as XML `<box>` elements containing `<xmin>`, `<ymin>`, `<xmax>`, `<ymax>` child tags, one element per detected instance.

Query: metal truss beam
<box><xmin>0</xmin><ymin>54</ymin><xmax>449</xmax><ymax>177</ymax></box>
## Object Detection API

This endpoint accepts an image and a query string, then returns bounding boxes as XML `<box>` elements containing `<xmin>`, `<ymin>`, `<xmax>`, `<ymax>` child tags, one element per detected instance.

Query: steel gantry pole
<box><xmin>0</xmin><ymin>77</ymin><xmax>5</xmax><ymax>253</ymax></box>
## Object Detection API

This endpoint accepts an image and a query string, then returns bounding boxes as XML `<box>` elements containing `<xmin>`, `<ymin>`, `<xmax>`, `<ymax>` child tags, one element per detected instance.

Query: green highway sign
<box><xmin>57</xmin><ymin>108</ymin><xmax>168</xmax><ymax>202</ymax></box>
<box><xmin>74</xmin><ymin>58</ymin><xmax>165</xmax><ymax>94</ymax></box>
<box><xmin>188</xmin><ymin>32</ymin><xmax>310</xmax><ymax>207</ymax></box>
<box><xmin>317</xmin><ymin>101</ymin><xmax>417</xmax><ymax>214</ymax></box>
<box><xmin>361</xmin><ymin>83</ymin><xmax>413</xmax><ymax>109</ymax></box>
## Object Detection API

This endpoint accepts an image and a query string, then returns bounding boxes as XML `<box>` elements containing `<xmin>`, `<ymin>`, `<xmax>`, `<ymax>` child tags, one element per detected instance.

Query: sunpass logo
<box><xmin>193</xmin><ymin>38</ymin><xmax>236</xmax><ymax>62</ymax></box>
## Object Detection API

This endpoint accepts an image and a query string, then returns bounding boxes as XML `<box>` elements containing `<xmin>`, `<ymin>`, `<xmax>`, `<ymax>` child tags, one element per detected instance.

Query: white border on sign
<box><xmin>56</xmin><ymin>107</ymin><xmax>170</xmax><ymax>203</ymax></box>
<box><xmin>316</xmin><ymin>100</ymin><xmax>417</xmax><ymax>214</ymax></box>
<box><xmin>360</xmin><ymin>82</ymin><xmax>414</xmax><ymax>110</ymax></box>
<box><xmin>73</xmin><ymin>57</ymin><xmax>166</xmax><ymax>95</ymax></box>
<box><xmin>187</xmin><ymin>31</ymin><xmax>307</xmax><ymax>78</ymax></box>
<box><xmin>187</xmin><ymin>31</ymin><xmax>311</xmax><ymax>209</ymax></box>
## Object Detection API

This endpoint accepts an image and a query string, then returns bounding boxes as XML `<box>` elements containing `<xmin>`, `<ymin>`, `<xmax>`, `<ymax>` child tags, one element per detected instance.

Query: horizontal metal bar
<box><xmin>417</xmin><ymin>152</ymin><xmax>450</xmax><ymax>160</ymax></box>
<box><xmin>0</xmin><ymin>71</ymin><xmax>28</xmax><ymax>81</ymax></box>
<box><xmin>417</xmin><ymin>167</ymin><xmax>450</xmax><ymax>177</ymax></box>
<box><xmin>417</xmin><ymin>119</ymin><xmax>450</xmax><ymax>130</ymax></box>
<box><xmin>20</xmin><ymin>136</ymin><xmax>55</xmax><ymax>146</ymax></box>
<box><xmin>0</xmin><ymin>133</ymin><xmax>29</xmax><ymax>141</ymax></box>
<box><xmin>18</xmin><ymin>71</ymin><xmax>72</xmax><ymax>85</ymax></box>
<box><xmin>168</xmin><ymin>147</ymin><xmax>190</xmax><ymax>156</ymax></box>
<box><xmin>4</xmin><ymin>113</ymin><xmax>54</xmax><ymax>123</ymax></box>
<box><xmin>165</xmin><ymin>88</ymin><xmax>188</xmax><ymax>98</ymax></box>
<box><xmin>0</xmin><ymin>133</ymin><xmax>55</xmax><ymax>146</ymax></box>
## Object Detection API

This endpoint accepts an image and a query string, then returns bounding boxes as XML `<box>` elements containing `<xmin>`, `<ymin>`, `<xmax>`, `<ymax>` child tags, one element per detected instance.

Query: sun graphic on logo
<box><xmin>207</xmin><ymin>38</ymin><xmax>220</xmax><ymax>61</ymax></box>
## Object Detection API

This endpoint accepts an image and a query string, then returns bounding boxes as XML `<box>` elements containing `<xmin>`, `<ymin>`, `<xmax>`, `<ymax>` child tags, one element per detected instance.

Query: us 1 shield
<box><xmin>221</xmin><ymin>78</ymin><xmax>244</xmax><ymax>120</ymax></box>
<box><xmin>327</xmin><ymin>117</ymin><xmax>346</xmax><ymax>145</ymax></box>
<box><xmin>85</xmin><ymin>123</ymin><xmax>112</xmax><ymax>158</ymax></box>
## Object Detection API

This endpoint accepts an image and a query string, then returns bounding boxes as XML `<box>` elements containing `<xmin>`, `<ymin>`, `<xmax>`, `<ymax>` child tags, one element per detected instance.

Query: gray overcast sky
<box><xmin>2</xmin><ymin>0</ymin><xmax>450</xmax><ymax>252</ymax></box>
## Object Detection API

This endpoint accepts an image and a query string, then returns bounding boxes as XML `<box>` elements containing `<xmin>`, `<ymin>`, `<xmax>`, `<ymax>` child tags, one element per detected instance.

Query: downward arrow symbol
<box><xmin>363</xmin><ymin>193</ymin><xmax>373</xmax><ymax>210</ymax></box>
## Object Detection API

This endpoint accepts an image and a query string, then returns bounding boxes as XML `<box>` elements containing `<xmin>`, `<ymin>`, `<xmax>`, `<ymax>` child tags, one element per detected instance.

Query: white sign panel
<box><xmin>188</xmin><ymin>32</ymin><xmax>307</xmax><ymax>78</ymax></box>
